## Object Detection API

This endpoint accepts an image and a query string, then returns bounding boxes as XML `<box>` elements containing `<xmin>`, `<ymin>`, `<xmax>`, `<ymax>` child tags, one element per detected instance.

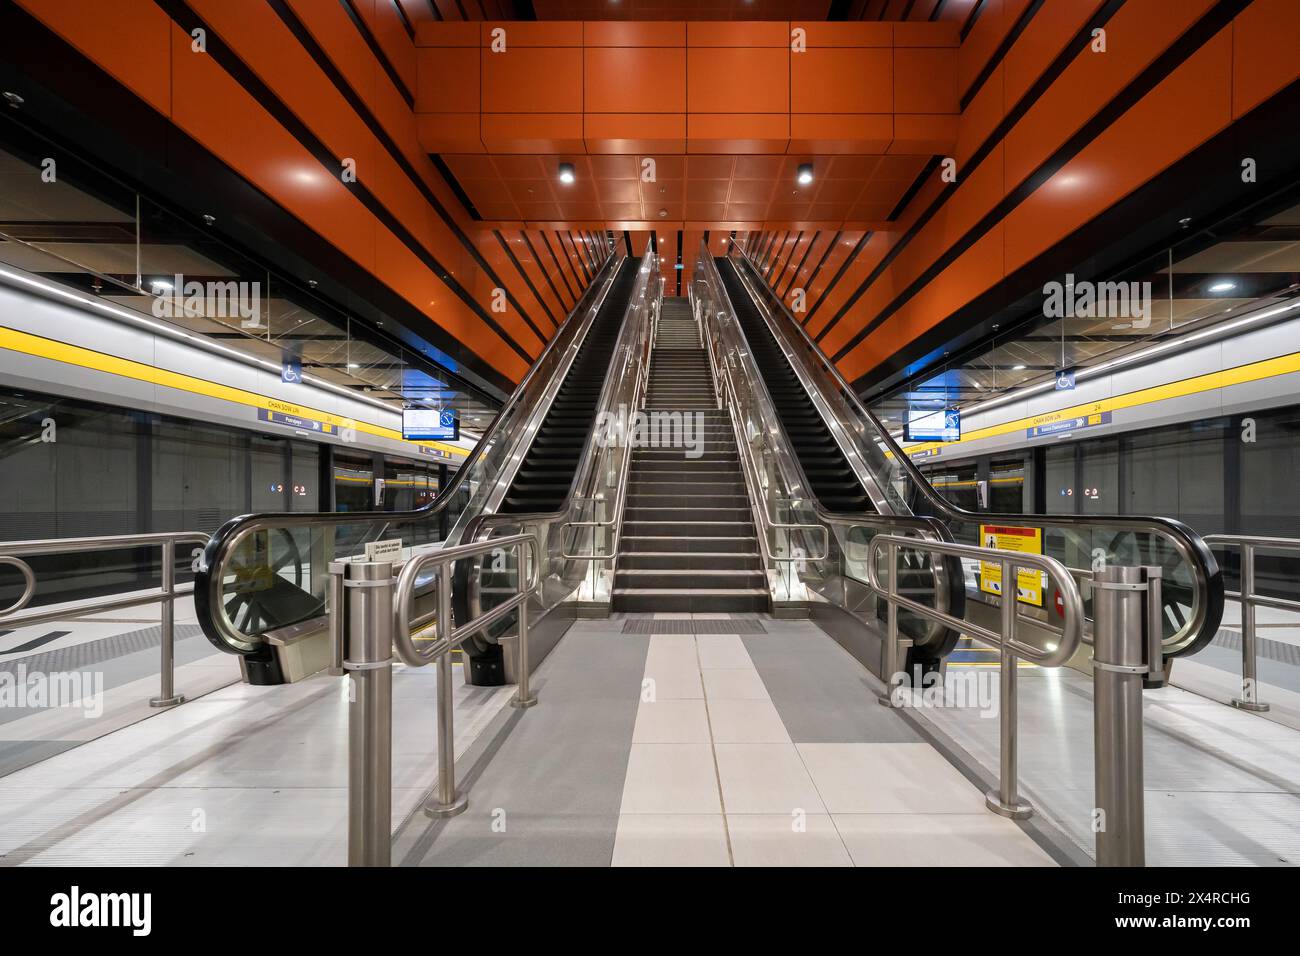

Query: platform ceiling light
<box><xmin>1209</xmin><ymin>280</ymin><xmax>1237</xmax><ymax>293</ymax></box>
<box><xmin>149</xmin><ymin>279</ymin><xmax>172</xmax><ymax>291</ymax></box>
<box><xmin>796</xmin><ymin>163</ymin><xmax>814</xmax><ymax>185</ymax></box>
<box><xmin>558</xmin><ymin>162</ymin><xmax>576</xmax><ymax>185</ymax></box>
<box><xmin>1011</xmin><ymin>364</ymin><xmax>1027</xmax><ymax>370</ymax></box>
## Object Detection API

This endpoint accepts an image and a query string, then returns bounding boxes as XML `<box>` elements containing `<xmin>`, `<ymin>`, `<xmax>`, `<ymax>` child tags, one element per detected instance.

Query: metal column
<box><xmin>342</xmin><ymin>559</ymin><xmax>395</xmax><ymax>867</ymax></box>
<box><xmin>149</xmin><ymin>537</ymin><xmax>184</xmax><ymax>707</ymax></box>
<box><xmin>1092</xmin><ymin>564</ymin><xmax>1147</xmax><ymax>867</ymax></box>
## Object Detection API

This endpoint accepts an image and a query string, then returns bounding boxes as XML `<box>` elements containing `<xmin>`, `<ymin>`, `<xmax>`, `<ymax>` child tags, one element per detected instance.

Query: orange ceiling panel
<box><xmin>686</xmin><ymin>48</ymin><xmax>790</xmax><ymax>113</ymax></box>
<box><xmin>584</xmin><ymin>48</ymin><xmax>686</xmax><ymax>113</ymax></box>
<box><xmin>791</xmin><ymin>49</ymin><xmax>893</xmax><ymax>113</ymax></box>
<box><xmin>481</xmin><ymin>48</ymin><xmax>583</xmax><ymax>113</ymax></box>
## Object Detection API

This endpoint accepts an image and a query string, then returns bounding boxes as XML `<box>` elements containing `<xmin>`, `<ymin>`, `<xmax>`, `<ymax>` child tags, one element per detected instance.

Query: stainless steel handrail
<box><xmin>196</xmin><ymin>254</ymin><xmax>621</xmax><ymax>655</ymax></box>
<box><xmin>0</xmin><ymin>531</ymin><xmax>210</xmax><ymax>707</ymax></box>
<box><xmin>694</xmin><ymin>246</ymin><xmax>959</xmax><ymax>635</ymax></box>
<box><xmin>725</xmin><ymin>243</ymin><xmax>1223</xmax><ymax>659</ymax></box>
<box><xmin>557</xmin><ymin>260</ymin><xmax>661</xmax><ymax>570</ymax></box>
<box><xmin>868</xmin><ymin>533</ymin><xmax>1085</xmax><ymax>823</ymax></box>
<box><xmin>466</xmin><ymin>254</ymin><xmax>656</xmax><ymax>604</ymax></box>
<box><xmin>1202</xmin><ymin>533</ymin><xmax>1300</xmax><ymax>713</ymax></box>
<box><xmin>334</xmin><ymin>533</ymin><xmax>541</xmax><ymax>863</ymax></box>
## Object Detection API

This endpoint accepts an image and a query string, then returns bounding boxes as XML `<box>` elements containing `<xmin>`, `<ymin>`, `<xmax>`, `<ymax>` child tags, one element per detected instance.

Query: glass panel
<box><xmin>989</xmin><ymin>456</ymin><xmax>1025</xmax><ymax>513</ymax></box>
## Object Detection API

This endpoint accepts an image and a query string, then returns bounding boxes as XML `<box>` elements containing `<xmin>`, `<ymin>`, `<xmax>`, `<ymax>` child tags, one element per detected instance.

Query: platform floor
<box><xmin>1</xmin><ymin>611</ymin><xmax>1294</xmax><ymax>866</ymax></box>
<box><xmin>395</xmin><ymin>615</ymin><xmax>1056</xmax><ymax>866</ymax></box>
<box><xmin>0</xmin><ymin>595</ymin><xmax>241</xmax><ymax>777</ymax></box>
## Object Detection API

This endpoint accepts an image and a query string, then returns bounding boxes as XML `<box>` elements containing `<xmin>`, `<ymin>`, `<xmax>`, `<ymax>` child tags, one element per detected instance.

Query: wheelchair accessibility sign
<box><xmin>978</xmin><ymin>524</ymin><xmax>1045</xmax><ymax>607</ymax></box>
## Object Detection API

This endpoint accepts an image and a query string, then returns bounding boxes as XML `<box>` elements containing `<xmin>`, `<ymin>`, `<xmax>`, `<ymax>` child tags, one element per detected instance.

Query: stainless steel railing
<box><xmin>0</xmin><ymin>531</ymin><xmax>210</xmax><ymax>707</ymax></box>
<box><xmin>869</xmin><ymin>534</ymin><xmax>1159</xmax><ymax>865</ymax></box>
<box><xmin>331</xmin><ymin>533</ymin><xmax>540</xmax><ymax>866</ymax></box>
<box><xmin>1203</xmin><ymin>533</ymin><xmax>1300</xmax><ymax>713</ymax></box>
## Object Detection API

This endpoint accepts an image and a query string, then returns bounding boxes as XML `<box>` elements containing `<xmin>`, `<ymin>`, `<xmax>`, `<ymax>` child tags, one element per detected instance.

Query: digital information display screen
<box><xmin>904</xmin><ymin>406</ymin><xmax>960</xmax><ymax>443</ymax></box>
<box><xmin>402</xmin><ymin>408</ymin><xmax>459</xmax><ymax>441</ymax></box>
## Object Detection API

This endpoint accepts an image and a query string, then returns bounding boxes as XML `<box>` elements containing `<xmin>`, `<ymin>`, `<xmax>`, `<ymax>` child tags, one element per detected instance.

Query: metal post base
<box><xmin>511</xmin><ymin>694</ymin><xmax>538</xmax><ymax>709</ymax></box>
<box><xmin>985</xmin><ymin>790</ymin><xmax>1034</xmax><ymax>820</ymax></box>
<box><xmin>149</xmin><ymin>694</ymin><xmax>185</xmax><ymax>708</ymax></box>
<box><xmin>424</xmin><ymin>793</ymin><xmax>468</xmax><ymax>819</ymax></box>
<box><xmin>1231</xmin><ymin>698</ymin><xmax>1270</xmax><ymax>713</ymax></box>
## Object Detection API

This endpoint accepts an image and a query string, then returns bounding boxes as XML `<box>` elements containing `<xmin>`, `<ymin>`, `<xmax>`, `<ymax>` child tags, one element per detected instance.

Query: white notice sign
<box><xmin>364</xmin><ymin>539</ymin><xmax>403</xmax><ymax>562</ymax></box>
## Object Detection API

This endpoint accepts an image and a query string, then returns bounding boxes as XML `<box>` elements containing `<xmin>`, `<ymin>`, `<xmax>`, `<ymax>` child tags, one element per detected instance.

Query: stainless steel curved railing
<box><xmin>722</xmin><ymin>241</ymin><xmax>1223</xmax><ymax>659</ymax></box>
<box><xmin>194</xmin><ymin>252</ymin><xmax>622</xmax><ymax>658</ymax></box>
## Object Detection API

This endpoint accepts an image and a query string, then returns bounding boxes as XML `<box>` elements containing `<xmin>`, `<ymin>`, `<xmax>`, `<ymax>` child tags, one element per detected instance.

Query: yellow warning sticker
<box><xmin>979</xmin><ymin>524</ymin><xmax>1045</xmax><ymax>607</ymax></box>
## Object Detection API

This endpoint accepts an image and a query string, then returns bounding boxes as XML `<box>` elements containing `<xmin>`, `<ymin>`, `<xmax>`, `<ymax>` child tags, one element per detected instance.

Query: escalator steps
<box><xmin>717</xmin><ymin>259</ymin><xmax>873</xmax><ymax>513</ymax></box>
<box><xmin>499</xmin><ymin>261</ymin><xmax>637</xmax><ymax>514</ymax></box>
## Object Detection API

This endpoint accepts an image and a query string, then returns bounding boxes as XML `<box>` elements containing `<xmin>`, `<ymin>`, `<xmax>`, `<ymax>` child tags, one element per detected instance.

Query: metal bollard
<box><xmin>986</xmin><ymin>557</ymin><xmax>1032</xmax><ymax>819</ymax></box>
<box><xmin>1232</xmin><ymin>544</ymin><xmax>1269</xmax><ymax>712</ymax></box>
<box><xmin>1092</xmin><ymin>564</ymin><xmax>1147</xmax><ymax>867</ymax></box>
<box><xmin>511</xmin><ymin>598</ymin><xmax>538</xmax><ymax>709</ymax></box>
<box><xmin>342</xmin><ymin>559</ymin><xmax>395</xmax><ymax>867</ymax></box>
<box><xmin>149</xmin><ymin>538</ymin><xmax>185</xmax><ymax>708</ymax></box>
<box><xmin>426</xmin><ymin>565</ymin><xmax>468</xmax><ymax>819</ymax></box>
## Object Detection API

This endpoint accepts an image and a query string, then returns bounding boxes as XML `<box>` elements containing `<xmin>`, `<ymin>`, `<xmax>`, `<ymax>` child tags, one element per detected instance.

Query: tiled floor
<box><xmin>611</xmin><ymin>615</ymin><xmax>1055</xmax><ymax>867</ymax></box>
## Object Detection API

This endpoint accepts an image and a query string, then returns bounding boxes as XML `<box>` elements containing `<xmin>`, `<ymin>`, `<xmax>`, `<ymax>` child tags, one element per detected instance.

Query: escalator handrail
<box><xmin>726</xmin><ymin>243</ymin><xmax>1223</xmax><ymax>657</ymax></box>
<box><xmin>697</xmin><ymin>247</ymin><xmax>963</xmax><ymax>653</ymax></box>
<box><xmin>462</xmin><ymin>253</ymin><xmax>659</xmax><ymax>552</ymax></box>
<box><xmin>194</xmin><ymin>252</ymin><xmax>621</xmax><ymax>655</ymax></box>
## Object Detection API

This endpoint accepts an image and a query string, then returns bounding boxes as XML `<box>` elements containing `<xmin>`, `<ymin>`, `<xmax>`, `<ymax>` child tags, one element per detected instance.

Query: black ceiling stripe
<box><xmin>153</xmin><ymin>0</ymin><xmax>537</xmax><ymax>365</ymax></box>
<box><xmin>797</xmin><ymin>230</ymin><xmax>841</xmax><ymax>321</ymax></box>
<box><xmin>428</xmin><ymin>154</ymin><xmax>482</xmax><ymax>220</ymax></box>
<box><xmin>623</xmin><ymin>230</ymin><xmax>634</xmax><ymax>257</ymax></box>
<box><xmin>773</xmin><ymin>230</ymin><xmax>804</xmax><ymax>289</ymax></box>
<box><xmin>338</xmin><ymin>0</ymin><xmax>416</xmax><ymax>108</ymax></box>
<box><xmin>782</xmin><ymin>229</ymin><xmax>818</xmax><ymax>297</ymax></box>
<box><xmin>851</xmin><ymin>79</ymin><xmax>1300</xmax><ymax>398</ymax></box>
<box><xmin>390</xmin><ymin>0</ymin><xmax>415</xmax><ymax>40</ymax></box>
<box><xmin>815</xmin><ymin>0</ymin><xmax>1127</xmax><ymax>346</ymax></box>
<box><xmin>561</xmin><ymin>231</ymin><xmax>588</xmax><ymax>286</ymax></box>
<box><xmin>522</xmin><ymin>230</ymin><xmax>571</xmax><ymax>312</ymax></box>
<box><xmin>959</xmin><ymin>0</ymin><xmax>989</xmax><ymax>41</ymax></box>
<box><xmin>264</xmin><ymin>0</ymin><xmax>546</xmax><ymax>342</ymax></box>
<box><xmin>886</xmin><ymin>156</ymin><xmax>941</xmax><ymax>222</ymax></box>
<box><xmin>494</xmin><ymin>229</ymin><xmax>556</xmax><ymax>329</ymax></box>
<box><xmin>581</xmin><ymin>230</ymin><xmax>599</xmax><ymax>274</ymax></box>
<box><xmin>453</xmin><ymin>0</ymin><xmax>469</xmax><ymax>20</ymax></box>
<box><xmin>929</xmin><ymin>0</ymin><xmax>947</xmax><ymax>20</ymax></box>
<box><xmin>759</xmin><ymin>231</ymin><xmax>780</xmax><ymax>270</ymax></box>
<box><xmin>422</xmin><ymin>0</ymin><xmax>443</xmax><ymax>21</ymax></box>
<box><xmin>765</xmin><ymin>232</ymin><xmax>787</xmax><ymax>276</ymax></box>
<box><xmin>564</xmin><ymin>231</ymin><xmax>592</xmax><ymax>285</ymax></box>
<box><xmin>806</xmin><ymin>231</ymin><xmax>870</xmax><ymax>327</ymax></box>
<box><xmin>900</xmin><ymin>0</ymin><xmax>918</xmax><ymax>18</ymax></box>
<box><xmin>540</xmin><ymin>231</ymin><xmax>578</xmax><ymax>302</ymax></box>
<box><xmin>960</xmin><ymin>0</ymin><xmax>1045</xmax><ymax>110</ymax></box>
<box><xmin>0</xmin><ymin>6</ymin><xmax>510</xmax><ymax>399</ymax></box>
<box><xmin>829</xmin><ymin>0</ymin><xmax>1250</xmax><ymax>364</ymax></box>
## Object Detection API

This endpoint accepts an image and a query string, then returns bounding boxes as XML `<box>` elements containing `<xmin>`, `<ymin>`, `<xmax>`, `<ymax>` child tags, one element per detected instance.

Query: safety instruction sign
<box><xmin>979</xmin><ymin>524</ymin><xmax>1045</xmax><ymax>607</ymax></box>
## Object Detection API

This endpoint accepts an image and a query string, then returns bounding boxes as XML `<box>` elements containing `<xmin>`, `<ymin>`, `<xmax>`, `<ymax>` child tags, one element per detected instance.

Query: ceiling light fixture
<box><xmin>558</xmin><ymin>162</ymin><xmax>575</xmax><ymax>185</ymax></box>
<box><xmin>796</xmin><ymin>163</ymin><xmax>814</xmax><ymax>185</ymax></box>
<box><xmin>1208</xmin><ymin>280</ymin><xmax>1237</xmax><ymax>293</ymax></box>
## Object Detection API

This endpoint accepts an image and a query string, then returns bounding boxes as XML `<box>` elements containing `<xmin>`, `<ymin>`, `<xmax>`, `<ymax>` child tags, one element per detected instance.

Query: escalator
<box><xmin>501</xmin><ymin>261</ymin><xmax>635</xmax><ymax>513</ymax></box>
<box><xmin>193</xmin><ymin>253</ymin><xmax>644</xmax><ymax>685</ymax></box>
<box><xmin>711</xmin><ymin>243</ymin><xmax>1224</xmax><ymax>670</ymax></box>
<box><xmin>717</xmin><ymin>259</ymin><xmax>873</xmax><ymax>513</ymax></box>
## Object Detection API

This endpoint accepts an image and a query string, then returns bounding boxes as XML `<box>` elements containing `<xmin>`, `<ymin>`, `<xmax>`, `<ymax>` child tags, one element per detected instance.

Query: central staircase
<box><xmin>612</xmin><ymin>297</ymin><xmax>768</xmax><ymax>612</ymax></box>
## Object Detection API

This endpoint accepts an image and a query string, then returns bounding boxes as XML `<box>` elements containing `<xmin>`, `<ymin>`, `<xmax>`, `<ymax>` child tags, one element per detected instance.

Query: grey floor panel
<box><xmin>400</xmin><ymin>631</ymin><xmax>650</xmax><ymax>866</ymax></box>
<box><xmin>742</xmin><ymin>621</ymin><xmax>920</xmax><ymax>744</ymax></box>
